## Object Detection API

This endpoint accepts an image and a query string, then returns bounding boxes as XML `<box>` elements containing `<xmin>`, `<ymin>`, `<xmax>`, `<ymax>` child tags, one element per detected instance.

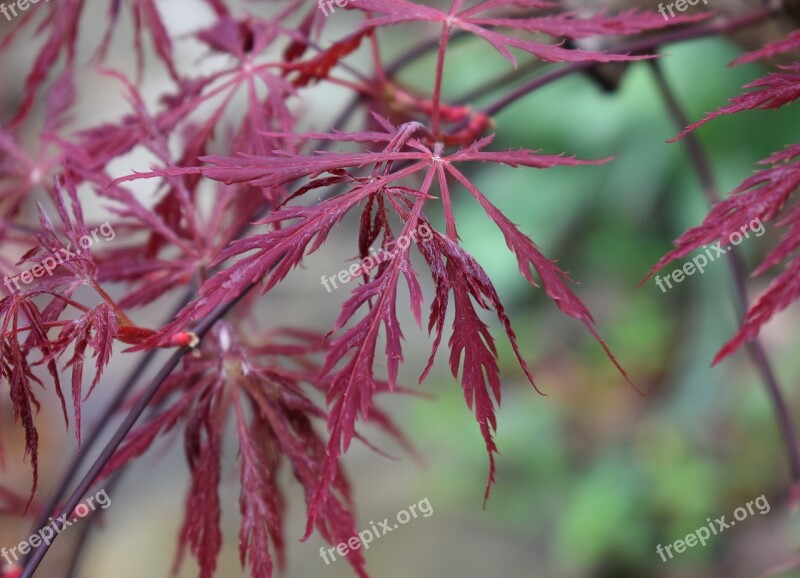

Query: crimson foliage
<box><xmin>0</xmin><ymin>1</ymin><xmax>795</xmax><ymax>577</ymax></box>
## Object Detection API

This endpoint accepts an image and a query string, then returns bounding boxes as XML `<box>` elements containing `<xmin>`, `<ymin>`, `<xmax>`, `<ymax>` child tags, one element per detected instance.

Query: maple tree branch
<box><xmin>649</xmin><ymin>59</ymin><xmax>800</xmax><ymax>501</ymax></box>
<box><xmin>454</xmin><ymin>58</ymin><xmax>544</xmax><ymax>105</ymax></box>
<box><xmin>471</xmin><ymin>5</ymin><xmax>776</xmax><ymax>123</ymax></box>
<box><xmin>20</xmin><ymin>288</ymin><xmax>198</xmax><ymax>565</ymax></box>
<box><xmin>19</xmin><ymin>283</ymin><xmax>257</xmax><ymax>578</ymax></box>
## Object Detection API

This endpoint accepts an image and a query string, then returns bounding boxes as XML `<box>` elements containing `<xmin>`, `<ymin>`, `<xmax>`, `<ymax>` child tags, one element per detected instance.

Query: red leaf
<box><xmin>354</xmin><ymin>0</ymin><xmax>688</xmax><ymax>66</ymax></box>
<box><xmin>287</xmin><ymin>31</ymin><xmax>370</xmax><ymax>87</ymax></box>
<box><xmin>669</xmin><ymin>64</ymin><xmax>800</xmax><ymax>141</ymax></box>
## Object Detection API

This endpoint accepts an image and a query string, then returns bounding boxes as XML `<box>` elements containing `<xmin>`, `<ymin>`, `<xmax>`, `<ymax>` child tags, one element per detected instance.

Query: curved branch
<box><xmin>649</xmin><ymin>59</ymin><xmax>800</xmax><ymax>500</ymax></box>
<box><xmin>469</xmin><ymin>5</ymin><xmax>775</xmax><ymax>123</ymax></box>
<box><xmin>19</xmin><ymin>282</ymin><xmax>258</xmax><ymax>578</ymax></box>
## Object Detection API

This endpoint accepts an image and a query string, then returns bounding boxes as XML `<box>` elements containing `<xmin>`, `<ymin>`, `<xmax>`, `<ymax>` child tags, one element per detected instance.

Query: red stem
<box><xmin>431</xmin><ymin>23</ymin><xmax>452</xmax><ymax>136</ymax></box>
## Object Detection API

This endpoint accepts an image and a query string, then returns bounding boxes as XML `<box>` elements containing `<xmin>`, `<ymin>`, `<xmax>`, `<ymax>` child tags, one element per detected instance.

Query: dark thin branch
<box><xmin>23</xmin><ymin>351</ymin><xmax>155</xmax><ymax>549</ymax></box>
<box><xmin>649</xmin><ymin>59</ymin><xmax>800</xmax><ymax>500</ymax></box>
<box><xmin>19</xmin><ymin>282</ymin><xmax>258</xmax><ymax>578</ymax></box>
<box><xmin>453</xmin><ymin>58</ymin><xmax>544</xmax><ymax>106</ymax></box>
<box><xmin>20</xmin><ymin>286</ymin><xmax>197</xmax><ymax>569</ymax></box>
<box><xmin>465</xmin><ymin>5</ymin><xmax>775</xmax><ymax>126</ymax></box>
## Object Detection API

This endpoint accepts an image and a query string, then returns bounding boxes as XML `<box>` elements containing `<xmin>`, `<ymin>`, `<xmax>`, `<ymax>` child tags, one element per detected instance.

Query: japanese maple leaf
<box><xmin>352</xmin><ymin>0</ymin><xmax>702</xmax><ymax>66</ymax></box>
<box><xmin>0</xmin><ymin>294</ymin><xmax>53</xmax><ymax>509</ymax></box>
<box><xmin>417</xmin><ymin>228</ymin><xmax>535</xmax><ymax>504</ymax></box>
<box><xmin>669</xmin><ymin>63</ymin><xmax>800</xmax><ymax>141</ymax></box>
<box><xmin>45</xmin><ymin>303</ymin><xmax>119</xmax><ymax>444</ymax></box>
<box><xmin>656</xmin><ymin>30</ymin><xmax>800</xmax><ymax>365</ymax></box>
<box><xmin>647</xmin><ymin>145</ymin><xmax>800</xmax><ymax>364</ymax></box>
<box><xmin>98</xmin><ymin>326</ymin><xmax>414</xmax><ymax>578</ymax></box>
<box><xmin>117</xmin><ymin>120</ymin><xmax>633</xmax><ymax>526</ymax></box>
<box><xmin>730</xmin><ymin>29</ymin><xmax>800</xmax><ymax>66</ymax></box>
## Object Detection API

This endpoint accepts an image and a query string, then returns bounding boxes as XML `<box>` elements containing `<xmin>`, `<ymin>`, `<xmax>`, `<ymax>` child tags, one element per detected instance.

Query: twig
<box><xmin>649</xmin><ymin>59</ymin><xmax>800</xmax><ymax>501</ymax></box>
<box><xmin>19</xmin><ymin>282</ymin><xmax>258</xmax><ymax>578</ymax></box>
<box><xmin>467</xmin><ymin>5</ymin><xmax>775</xmax><ymax>125</ymax></box>
<box><xmin>19</xmin><ymin>287</ymin><xmax>197</xmax><ymax>568</ymax></box>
